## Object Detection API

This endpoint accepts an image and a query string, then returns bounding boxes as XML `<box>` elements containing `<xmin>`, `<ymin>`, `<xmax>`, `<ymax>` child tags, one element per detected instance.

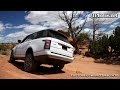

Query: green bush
<box><xmin>0</xmin><ymin>45</ymin><xmax>7</xmax><ymax>51</ymax></box>
<box><xmin>79</xmin><ymin>33</ymin><xmax>90</xmax><ymax>41</ymax></box>
<box><xmin>0</xmin><ymin>51</ymin><xmax>7</xmax><ymax>55</ymax></box>
<box><xmin>89</xmin><ymin>35</ymin><xmax>109</xmax><ymax>56</ymax></box>
<box><xmin>109</xmin><ymin>26</ymin><xmax>120</xmax><ymax>54</ymax></box>
<box><xmin>0</xmin><ymin>45</ymin><xmax>8</xmax><ymax>55</ymax></box>
<box><xmin>88</xmin><ymin>26</ymin><xmax>120</xmax><ymax>60</ymax></box>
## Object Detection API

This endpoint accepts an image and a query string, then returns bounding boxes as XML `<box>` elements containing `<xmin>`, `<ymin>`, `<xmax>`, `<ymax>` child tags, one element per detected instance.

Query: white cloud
<box><xmin>0</xmin><ymin>22</ymin><xmax>5</xmax><ymax>32</ymax></box>
<box><xmin>99</xmin><ymin>28</ymin><xmax>106</xmax><ymax>32</ymax></box>
<box><xmin>83</xmin><ymin>27</ymin><xmax>107</xmax><ymax>36</ymax></box>
<box><xmin>6</xmin><ymin>31</ymin><xmax>26</xmax><ymax>38</ymax></box>
<box><xmin>25</xmin><ymin>11</ymin><xmax>79</xmax><ymax>30</ymax></box>
<box><xmin>6</xmin><ymin>31</ymin><xmax>28</xmax><ymax>42</ymax></box>
<box><xmin>0</xmin><ymin>36</ymin><xmax>4</xmax><ymax>43</ymax></box>
<box><xmin>23</xmin><ymin>25</ymin><xmax>49</xmax><ymax>34</ymax></box>
<box><xmin>4</xmin><ymin>24</ymin><xmax>51</xmax><ymax>43</ymax></box>
<box><xmin>25</xmin><ymin>11</ymin><xmax>89</xmax><ymax>31</ymax></box>
<box><xmin>13</xmin><ymin>24</ymin><xmax>28</xmax><ymax>29</ymax></box>
<box><xmin>109</xmin><ymin>22</ymin><xmax>120</xmax><ymax>28</ymax></box>
<box><xmin>75</xmin><ymin>19</ymin><xmax>86</xmax><ymax>27</ymax></box>
<box><xmin>82</xmin><ymin>28</ymin><xmax>95</xmax><ymax>37</ymax></box>
<box><xmin>5</xmin><ymin>23</ymin><xmax>13</xmax><ymax>29</ymax></box>
<box><xmin>83</xmin><ymin>28</ymin><xmax>92</xmax><ymax>33</ymax></box>
<box><xmin>105</xmin><ymin>29</ymin><xmax>114</xmax><ymax>35</ymax></box>
<box><xmin>4</xmin><ymin>24</ymin><xmax>50</xmax><ymax>43</ymax></box>
<box><xmin>5</xmin><ymin>24</ymin><xmax>28</xmax><ymax>29</ymax></box>
<box><xmin>25</xmin><ymin>11</ymin><xmax>59</xmax><ymax>25</ymax></box>
<box><xmin>2</xmin><ymin>11</ymin><xmax>120</xmax><ymax>43</ymax></box>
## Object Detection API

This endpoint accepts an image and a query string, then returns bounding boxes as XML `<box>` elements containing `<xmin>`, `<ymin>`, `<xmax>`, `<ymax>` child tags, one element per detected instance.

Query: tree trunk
<box><xmin>70</xmin><ymin>39</ymin><xmax>81</xmax><ymax>55</ymax></box>
<box><xmin>74</xmin><ymin>43</ymin><xmax>81</xmax><ymax>54</ymax></box>
<box><xmin>68</xmin><ymin>28</ymin><xmax>81</xmax><ymax>54</ymax></box>
<box><xmin>93</xmin><ymin>30</ymin><xmax>96</xmax><ymax>41</ymax></box>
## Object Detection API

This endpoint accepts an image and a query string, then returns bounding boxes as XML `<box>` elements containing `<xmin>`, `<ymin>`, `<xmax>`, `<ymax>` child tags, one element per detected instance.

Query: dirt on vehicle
<box><xmin>0</xmin><ymin>54</ymin><xmax>120</xmax><ymax>79</ymax></box>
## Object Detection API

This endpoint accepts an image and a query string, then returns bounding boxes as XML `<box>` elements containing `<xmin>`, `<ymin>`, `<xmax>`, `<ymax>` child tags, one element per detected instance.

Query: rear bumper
<box><xmin>34</xmin><ymin>50</ymin><xmax>74</xmax><ymax>65</ymax></box>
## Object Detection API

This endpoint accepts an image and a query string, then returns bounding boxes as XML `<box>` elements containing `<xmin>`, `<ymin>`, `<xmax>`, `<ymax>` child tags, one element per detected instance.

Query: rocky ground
<box><xmin>0</xmin><ymin>55</ymin><xmax>120</xmax><ymax>79</ymax></box>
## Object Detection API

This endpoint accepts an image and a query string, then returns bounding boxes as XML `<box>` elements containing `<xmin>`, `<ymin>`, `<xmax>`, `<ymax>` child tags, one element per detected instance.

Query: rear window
<box><xmin>34</xmin><ymin>30</ymin><xmax>48</xmax><ymax>39</ymax></box>
<box><xmin>30</xmin><ymin>29</ymin><xmax>69</xmax><ymax>43</ymax></box>
<box><xmin>47</xmin><ymin>30</ymin><xmax>69</xmax><ymax>43</ymax></box>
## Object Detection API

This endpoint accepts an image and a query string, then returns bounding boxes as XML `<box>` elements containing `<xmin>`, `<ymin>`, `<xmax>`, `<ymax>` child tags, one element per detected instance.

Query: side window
<box><xmin>48</xmin><ymin>31</ymin><xmax>56</xmax><ymax>38</ymax></box>
<box><xmin>24</xmin><ymin>34</ymin><xmax>34</xmax><ymax>42</ymax></box>
<box><xmin>33</xmin><ymin>32</ymin><xmax>38</xmax><ymax>39</ymax></box>
<box><xmin>37</xmin><ymin>31</ymin><xmax>43</xmax><ymax>38</ymax></box>
<box><xmin>22</xmin><ymin>36</ymin><xmax>29</xmax><ymax>43</ymax></box>
<box><xmin>21</xmin><ymin>30</ymin><xmax>48</xmax><ymax>42</ymax></box>
<box><xmin>42</xmin><ymin>30</ymin><xmax>48</xmax><ymax>37</ymax></box>
<box><xmin>36</xmin><ymin>31</ymin><xmax>44</xmax><ymax>39</ymax></box>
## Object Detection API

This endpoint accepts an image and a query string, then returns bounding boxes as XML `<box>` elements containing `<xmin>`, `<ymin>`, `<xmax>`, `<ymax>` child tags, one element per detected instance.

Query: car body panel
<box><xmin>12</xmin><ymin>29</ymin><xmax>74</xmax><ymax>64</ymax></box>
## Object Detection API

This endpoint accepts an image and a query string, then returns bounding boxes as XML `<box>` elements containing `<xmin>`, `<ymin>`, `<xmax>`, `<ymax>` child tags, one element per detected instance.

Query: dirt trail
<box><xmin>0</xmin><ymin>55</ymin><xmax>120</xmax><ymax>79</ymax></box>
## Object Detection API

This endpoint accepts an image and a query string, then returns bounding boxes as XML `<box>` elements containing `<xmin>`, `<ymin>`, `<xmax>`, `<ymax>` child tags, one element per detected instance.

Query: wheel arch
<box><xmin>12</xmin><ymin>47</ymin><xmax>16</xmax><ymax>56</ymax></box>
<box><xmin>25</xmin><ymin>43</ymin><xmax>37</xmax><ymax>56</ymax></box>
<box><xmin>25</xmin><ymin>47</ymin><xmax>34</xmax><ymax>56</ymax></box>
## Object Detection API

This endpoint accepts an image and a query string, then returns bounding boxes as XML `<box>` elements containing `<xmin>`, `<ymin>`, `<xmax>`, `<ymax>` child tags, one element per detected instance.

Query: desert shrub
<box><xmin>109</xmin><ymin>35</ymin><xmax>115</xmax><ymax>53</ymax></box>
<box><xmin>79</xmin><ymin>33</ymin><xmax>90</xmax><ymax>41</ymax></box>
<box><xmin>0</xmin><ymin>45</ymin><xmax>7</xmax><ymax>51</ymax></box>
<box><xmin>108</xmin><ymin>26</ymin><xmax>120</xmax><ymax>55</ymax></box>
<box><xmin>114</xmin><ymin>27</ymin><xmax>120</xmax><ymax>51</ymax></box>
<box><xmin>89</xmin><ymin>35</ymin><xmax>109</xmax><ymax>56</ymax></box>
<box><xmin>0</xmin><ymin>50</ymin><xmax>7</xmax><ymax>55</ymax></box>
<box><xmin>89</xmin><ymin>26</ymin><xmax>120</xmax><ymax>58</ymax></box>
<box><xmin>0</xmin><ymin>44</ymin><xmax>8</xmax><ymax>55</ymax></box>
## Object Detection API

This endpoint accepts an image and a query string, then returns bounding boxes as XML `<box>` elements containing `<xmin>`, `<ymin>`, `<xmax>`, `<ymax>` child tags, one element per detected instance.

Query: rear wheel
<box><xmin>24</xmin><ymin>53</ymin><xmax>37</xmax><ymax>72</ymax></box>
<box><xmin>53</xmin><ymin>64</ymin><xmax>64</xmax><ymax>70</ymax></box>
<box><xmin>9</xmin><ymin>51</ymin><xmax>15</xmax><ymax>63</ymax></box>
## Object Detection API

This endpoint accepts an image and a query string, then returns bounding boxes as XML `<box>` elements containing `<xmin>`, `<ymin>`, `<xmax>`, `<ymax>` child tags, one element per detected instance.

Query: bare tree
<box><xmin>91</xmin><ymin>17</ymin><xmax>105</xmax><ymax>41</ymax></box>
<box><xmin>58</xmin><ymin>11</ymin><xmax>91</xmax><ymax>54</ymax></box>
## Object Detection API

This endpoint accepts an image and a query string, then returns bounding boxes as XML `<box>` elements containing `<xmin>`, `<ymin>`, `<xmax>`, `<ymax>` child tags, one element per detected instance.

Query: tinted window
<box><xmin>32</xmin><ymin>32</ymin><xmax>38</xmax><ymax>39</ymax></box>
<box><xmin>24</xmin><ymin>34</ymin><xmax>34</xmax><ymax>42</ymax></box>
<box><xmin>22</xmin><ymin>34</ymin><xmax>34</xmax><ymax>42</ymax></box>
<box><xmin>22</xmin><ymin>36</ymin><xmax>29</xmax><ymax>43</ymax></box>
<box><xmin>21</xmin><ymin>30</ymin><xmax>69</xmax><ymax>43</ymax></box>
<box><xmin>35</xmin><ymin>30</ymin><xmax>48</xmax><ymax>39</ymax></box>
<box><xmin>48</xmin><ymin>30</ymin><xmax>69</xmax><ymax>43</ymax></box>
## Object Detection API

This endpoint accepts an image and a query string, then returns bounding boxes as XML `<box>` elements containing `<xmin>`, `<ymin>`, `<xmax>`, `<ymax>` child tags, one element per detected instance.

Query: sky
<box><xmin>0</xmin><ymin>11</ymin><xmax>120</xmax><ymax>43</ymax></box>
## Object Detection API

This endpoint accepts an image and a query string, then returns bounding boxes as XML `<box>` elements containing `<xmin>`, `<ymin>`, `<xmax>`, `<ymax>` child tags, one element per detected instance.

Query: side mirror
<box><xmin>18</xmin><ymin>40</ymin><xmax>21</xmax><ymax>43</ymax></box>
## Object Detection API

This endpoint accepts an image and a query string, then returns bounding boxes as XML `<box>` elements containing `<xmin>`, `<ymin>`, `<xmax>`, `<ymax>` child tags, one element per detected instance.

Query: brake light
<box><xmin>44</xmin><ymin>40</ymin><xmax>51</xmax><ymax>49</ymax></box>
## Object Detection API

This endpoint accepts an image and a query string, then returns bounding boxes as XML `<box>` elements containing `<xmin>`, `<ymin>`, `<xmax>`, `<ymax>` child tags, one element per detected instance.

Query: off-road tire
<box><xmin>53</xmin><ymin>64</ymin><xmax>64</xmax><ymax>70</ymax></box>
<box><xmin>9</xmin><ymin>51</ymin><xmax>15</xmax><ymax>63</ymax></box>
<box><xmin>24</xmin><ymin>53</ymin><xmax>37</xmax><ymax>72</ymax></box>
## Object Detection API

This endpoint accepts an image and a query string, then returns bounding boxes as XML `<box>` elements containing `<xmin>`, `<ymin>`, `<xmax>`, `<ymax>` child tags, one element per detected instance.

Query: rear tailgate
<box><xmin>50</xmin><ymin>38</ymin><xmax>74</xmax><ymax>58</ymax></box>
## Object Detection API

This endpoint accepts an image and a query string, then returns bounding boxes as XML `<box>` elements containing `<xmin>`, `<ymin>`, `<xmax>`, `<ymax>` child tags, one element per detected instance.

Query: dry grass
<box><xmin>0</xmin><ymin>43</ymin><xmax>15</xmax><ymax>56</ymax></box>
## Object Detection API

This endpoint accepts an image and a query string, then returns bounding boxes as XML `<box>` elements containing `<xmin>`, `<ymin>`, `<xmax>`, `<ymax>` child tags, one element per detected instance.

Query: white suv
<box><xmin>9</xmin><ymin>29</ymin><xmax>74</xmax><ymax>72</ymax></box>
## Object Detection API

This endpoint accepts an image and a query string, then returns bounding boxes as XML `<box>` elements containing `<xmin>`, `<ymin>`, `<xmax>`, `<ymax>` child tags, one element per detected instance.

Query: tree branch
<box><xmin>58</xmin><ymin>11</ymin><xmax>65</xmax><ymax>21</ymax></box>
<box><xmin>75</xmin><ymin>14</ymin><xmax>88</xmax><ymax>38</ymax></box>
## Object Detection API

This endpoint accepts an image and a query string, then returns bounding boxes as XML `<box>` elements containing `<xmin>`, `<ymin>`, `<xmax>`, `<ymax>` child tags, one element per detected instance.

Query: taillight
<box><xmin>43</xmin><ymin>40</ymin><xmax>51</xmax><ymax>49</ymax></box>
